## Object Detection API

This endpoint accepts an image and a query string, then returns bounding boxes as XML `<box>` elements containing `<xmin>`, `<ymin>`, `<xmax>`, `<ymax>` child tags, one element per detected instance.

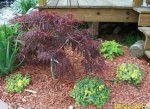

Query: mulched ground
<box><xmin>0</xmin><ymin>46</ymin><xmax>150</xmax><ymax>109</ymax></box>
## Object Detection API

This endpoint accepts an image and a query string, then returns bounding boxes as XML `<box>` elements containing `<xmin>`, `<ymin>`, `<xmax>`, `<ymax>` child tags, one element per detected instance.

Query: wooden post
<box><xmin>39</xmin><ymin>0</ymin><xmax>46</xmax><ymax>6</ymax></box>
<box><xmin>132</xmin><ymin>0</ymin><xmax>143</xmax><ymax>7</ymax></box>
<box><xmin>91</xmin><ymin>22</ymin><xmax>99</xmax><ymax>36</ymax></box>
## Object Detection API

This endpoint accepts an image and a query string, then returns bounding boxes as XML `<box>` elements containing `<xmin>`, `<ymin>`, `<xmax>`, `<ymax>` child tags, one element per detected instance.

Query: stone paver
<box><xmin>0</xmin><ymin>99</ymin><xmax>9</xmax><ymax>109</ymax></box>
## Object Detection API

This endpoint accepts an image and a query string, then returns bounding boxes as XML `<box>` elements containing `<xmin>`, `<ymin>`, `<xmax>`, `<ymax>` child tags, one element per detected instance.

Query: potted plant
<box><xmin>132</xmin><ymin>0</ymin><xmax>143</xmax><ymax>7</ymax></box>
<box><xmin>146</xmin><ymin>0</ymin><xmax>150</xmax><ymax>5</ymax></box>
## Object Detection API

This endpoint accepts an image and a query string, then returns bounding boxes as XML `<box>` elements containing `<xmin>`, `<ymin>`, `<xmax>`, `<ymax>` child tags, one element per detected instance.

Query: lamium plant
<box><xmin>70</xmin><ymin>76</ymin><xmax>110</xmax><ymax>108</ymax></box>
<box><xmin>116</xmin><ymin>63</ymin><xmax>144</xmax><ymax>85</ymax></box>
<box><xmin>6</xmin><ymin>72</ymin><xmax>30</xmax><ymax>93</ymax></box>
<box><xmin>14</xmin><ymin>11</ymin><xmax>105</xmax><ymax>79</ymax></box>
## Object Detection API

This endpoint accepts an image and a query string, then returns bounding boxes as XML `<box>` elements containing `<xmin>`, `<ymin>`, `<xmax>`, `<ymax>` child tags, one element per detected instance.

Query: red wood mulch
<box><xmin>0</xmin><ymin>46</ymin><xmax>150</xmax><ymax>109</ymax></box>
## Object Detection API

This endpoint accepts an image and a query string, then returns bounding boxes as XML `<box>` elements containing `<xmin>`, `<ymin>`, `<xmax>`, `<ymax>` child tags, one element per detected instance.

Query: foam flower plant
<box><xmin>116</xmin><ymin>63</ymin><xmax>144</xmax><ymax>85</ymax></box>
<box><xmin>70</xmin><ymin>76</ymin><xmax>110</xmax><ymax>108</ymax></box>
<box><xmin>6</xmin><ymin>72</ymin><xmax>30</xmax><ymax>93</ymax></box>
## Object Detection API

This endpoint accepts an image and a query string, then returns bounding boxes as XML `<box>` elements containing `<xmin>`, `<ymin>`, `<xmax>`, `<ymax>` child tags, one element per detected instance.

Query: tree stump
<box><xmin>130</xmin><ymin>40</ymin><xmax>145</xmax><ymax>58</ymax></box>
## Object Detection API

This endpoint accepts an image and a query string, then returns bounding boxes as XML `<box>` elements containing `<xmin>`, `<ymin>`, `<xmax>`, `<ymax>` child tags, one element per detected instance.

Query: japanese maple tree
<box><xmin>14</xmin><ymin>11</ymin><xmax>105</xmax><ymax>79</ymax></box>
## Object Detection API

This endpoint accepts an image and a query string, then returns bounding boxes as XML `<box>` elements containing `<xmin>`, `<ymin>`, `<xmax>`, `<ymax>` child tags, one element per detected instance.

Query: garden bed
<box><xmin>0</xmin><ymin>46</ymin><xmax>149</xmax><ymax>109</ymax></box>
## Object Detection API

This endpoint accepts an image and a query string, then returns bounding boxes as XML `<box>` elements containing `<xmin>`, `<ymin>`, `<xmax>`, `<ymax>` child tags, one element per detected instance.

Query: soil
<box><xmin>0</xmin><ymin>46</ymin><xmax>150</xmax><ymax>109</ymax></box>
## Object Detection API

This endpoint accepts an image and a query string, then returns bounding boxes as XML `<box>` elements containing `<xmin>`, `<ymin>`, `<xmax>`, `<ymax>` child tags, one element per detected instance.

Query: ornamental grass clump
<box><xmin>70</xmin><ymin>76</ymin><xmax>110</xmax><ymax>108</ymax></box>
<box><xmin>99</xmin><ymin>40</ymin><xmax>124</xmax><ymax>60</ymax></box>
<box><xmin>0</xmin><ymin>24</ymin><xmax>23</xmax><ymax>77</ymax></box>
<box><xmin>6</xmin><ymin>73</ymin><xmax>30</xmax><ymax>93</ymax></box>
<box><xmin>12</xmin><ymin>0</ymin><xmax>38</xmax><ymax>14</ymax></box>
<box><xmin>14</xmin><ymin>11</ymin><xmax>105</xmax><ymax>79</ymax></box>
<box><xmin>116</xmin><ymin>63</ymin><xmax>144</xmax><ymax>85</ymax></box>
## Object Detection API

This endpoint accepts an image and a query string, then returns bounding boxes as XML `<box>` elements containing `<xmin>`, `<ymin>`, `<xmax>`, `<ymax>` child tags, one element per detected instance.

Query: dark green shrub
<box><xmin>116</xmin><ymin>63</ymin><xmax>144</xmax><ymax>85</ymax></box>
<box><xmin>99</xmin><ymin>40</ymin><xmax>124</xmax><ymax>60</ymax></box>
<box><xmin>70</xmin><ymin>76</ymin><xmax>110</xmax><ymax>108</ymax></box>
<box><xmin>6</xmin><ymin>72</ymin><xmax>30</xmax><ymax>93</ymax></box>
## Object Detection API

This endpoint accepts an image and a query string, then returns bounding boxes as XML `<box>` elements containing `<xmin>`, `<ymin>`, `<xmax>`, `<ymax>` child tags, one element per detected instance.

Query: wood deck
<box><xmin>38</xmin><ymin>0</ymin><xmax>147</xmax><ymax>22</ymax></box>
<box><xmin>45</xmin><ymin>0</ymin><xmax>133</xmax><ymax>9</ymax></box>
<box><xmin>38</xmin><ymin>0</ymin><xmax>150</xmax><ymax>51</ymax></box>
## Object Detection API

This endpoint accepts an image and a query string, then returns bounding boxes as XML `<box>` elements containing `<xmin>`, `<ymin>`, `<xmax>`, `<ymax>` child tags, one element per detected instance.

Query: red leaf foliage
<box><xmin>14</xmin><ymin>11</ymin><xmax>105</xmax><ymax>79</ymax></box>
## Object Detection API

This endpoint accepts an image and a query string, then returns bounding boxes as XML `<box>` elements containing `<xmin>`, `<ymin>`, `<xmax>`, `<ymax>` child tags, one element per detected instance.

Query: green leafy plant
<box><xmin>123</xmin><ymin>33</ymin><xmax>145</xmax><ymax>46</ymax></box>
<box><xmin>11</xmin><ymin>0</ymin><xmax>38</xmax><ymax>14</ymax></box>
<box><xmin>70</xmin><ymin>76</ymin><xmax>110</xmax><ymax>108</ymax></box>
<box><xmin>116</xmin><ymin>63</ymin><xmax>144</xmax><ymax>85</ymax></box>
<box><xmin>6</xmin><ymin>72</ymin><xmax>30</xmax><ymax>93</ymax></box>
<box><xmin>99</xmin><ymin>40</ymin><xmax>124</xmax><ymax>60</ymax></box>
<box><xmin>0</xmin><ymin>24</ymin><xmax>23</xmax><ymax>77</ymax></box>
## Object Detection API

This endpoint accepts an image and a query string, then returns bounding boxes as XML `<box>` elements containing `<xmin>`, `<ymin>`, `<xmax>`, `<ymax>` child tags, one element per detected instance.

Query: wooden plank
<box><xmin>133</xmin><ymin>7</ymin><xmax>150</xmax><ymax>13</ymax></box>
<box><xmin>86</xmin><ymin>0</ymin><xmax>132</xmax><ymax>8</ymax></box>
<box><xmin>47</xmin><ymin>0</ymin><xmax>59</xmax><ymax>8</ymax></box>
<box><xmin>139</xmin><ymin>27</ymin><xmax>150</xmax><ymax>36</ymax></box>
<box><xmin>77</xmin><ymin>0</ymin><xmax>89</xmax><ymax>8</ymax></box>
<box><xmin>40</xmin><ymin>8</ymin><xmax>138</xmax><ymax>22</ymax></box>
<box><xmin>85</xmin><ymin>0</ymin><xmax>98</xmax><ymax>7</ymax></box>
<box><xmin>138</xmin><ymin>14</ymin><xmax>150</xmax><ymax>26</ymax></box>
<box><xmin>145</xmin><ymin>36</ymin><xmax>150</xmax><ymax>49</ymax></box>
<box><xmin>145</xmin><ymin>50</ymin><xmax>150</xmax><ymax>58</ymax></box>
<box><xmin>57</xmin><ymin>0</ymin><xmax>70</xmax><ymax>8</ymax></box>
<box><xmin>110</xmin><ymin>0</ymin><xmax>132</xmax><ymax>7</ymax></box>
<box><xmin>41</xmin><ymin>0</ymin><xmax>133</xmax><ymax>9</ymax></box>
<box><xmin>70</xmin><ymin>0</ymin><xmax>79</xmax><ymax>8</ymax></box>
<box><xmin>138</xmin><ymin>27</ymin><xmax>150</xmax><ymax>49</ymax></box>
<box><xmin>86</xmin><ymin>0</ymin><xmax>113</xmax><ymax>8</ymax></box>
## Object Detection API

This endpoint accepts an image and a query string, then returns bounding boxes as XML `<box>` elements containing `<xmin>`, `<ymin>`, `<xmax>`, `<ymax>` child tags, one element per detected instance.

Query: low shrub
<box><xmin>0</xmin><ymin>24</ymin><xmax>23</xmax><ymax>77</ymax></box>
<box><xmin>99</xmin><ymin>40</ymin><xmax>124</xmax><ymax>60</ymax></box>
<box><xmin>6</xmin><ymin>72</ymin><xmax>30</xmax><ymax>93</ymax></box>
<box><xmin>11</xmin><ymin>0</ymin><xmax>38</xmax><ymax>14</ymax></box>
<box><xmin>70</xmin><ymin>76</ymin><xmax>110</xmax><ymax>108</ymax></box>
<box><xmin>116</xmin><ymin>63</ymin><xmax>144</xmax><ymax>85</ymax></box>
<box><xmin>14</xmin><ymin>11</ymin><xmax>105</xmax><ymax>79</ymax></box>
